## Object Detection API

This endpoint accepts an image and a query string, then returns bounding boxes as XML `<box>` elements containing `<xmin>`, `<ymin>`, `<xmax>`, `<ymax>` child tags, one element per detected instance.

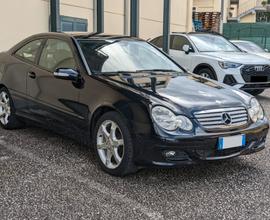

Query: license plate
<box><xmin>218</xmin><ymin>134</ymin><xmax>246</xmax><ymax>150</ymax></box>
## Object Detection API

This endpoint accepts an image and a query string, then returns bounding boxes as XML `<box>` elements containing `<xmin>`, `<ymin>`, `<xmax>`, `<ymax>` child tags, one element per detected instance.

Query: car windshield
<box><xmin>78</xmin><ymin>39</ymin><xmax>183</xmax><ymax>74</ymax></box>
<box><xmin>233</xmin><ymin>41</ymin><xmax>265</xmax><ymax>53</ymax></box>
<box><xmin>189</xmin><ymin>34</ymin><xmax>240</xmax><ymax>52</ymax></box>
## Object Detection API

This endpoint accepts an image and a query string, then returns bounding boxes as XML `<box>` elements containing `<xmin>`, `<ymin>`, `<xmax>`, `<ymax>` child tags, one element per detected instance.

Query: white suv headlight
<box><xmin>151</xmin><ymin>106</ymin><xmax>193</xmax><ymax>131</ymax></box>
<box><xmin>248</xmin><ymin>98</ymin><xmax>264</xmax><ymax>122</ymax></box>
<box><xmin>218</xmin><ymin>61</ymin><xmax>242</xmax><ymax>69</ymax></box>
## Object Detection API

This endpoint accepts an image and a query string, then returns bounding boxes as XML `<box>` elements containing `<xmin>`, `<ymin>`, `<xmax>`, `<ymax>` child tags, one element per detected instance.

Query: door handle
<box><xmin>28</xmin><ymin>71</ymin><xmax>36</xmax><ymax>79</ymax></box>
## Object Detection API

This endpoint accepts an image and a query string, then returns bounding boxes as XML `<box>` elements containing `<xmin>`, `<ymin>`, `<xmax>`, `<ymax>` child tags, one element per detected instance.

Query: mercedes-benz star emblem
<box><xmin>221</xmin><ymin>112</ymin><xmax>232</xmax><ymax>125</ymax></box>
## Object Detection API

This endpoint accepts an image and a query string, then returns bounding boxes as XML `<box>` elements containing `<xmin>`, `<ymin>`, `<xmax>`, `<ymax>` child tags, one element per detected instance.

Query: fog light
<box><xmin>165</xmin><ymin>151</ymin><xmax>176</xmax><ymax>158</ymax></box>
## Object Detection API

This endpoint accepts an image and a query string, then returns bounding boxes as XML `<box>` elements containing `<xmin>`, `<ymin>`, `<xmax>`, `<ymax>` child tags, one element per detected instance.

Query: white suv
<box><xmin>150</xmin><ymin>33</ymin><xmax>270</xmax><ymax>96</ymax></box>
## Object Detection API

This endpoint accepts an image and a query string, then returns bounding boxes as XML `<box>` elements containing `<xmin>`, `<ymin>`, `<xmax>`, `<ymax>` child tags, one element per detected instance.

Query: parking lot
<box><xmin>0</xmin><ymin>92</ymin><xmax>268</xmax><ymax>220</ymax></box>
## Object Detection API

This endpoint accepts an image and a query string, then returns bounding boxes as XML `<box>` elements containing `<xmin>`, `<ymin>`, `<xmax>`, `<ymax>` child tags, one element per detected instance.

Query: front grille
<box><xmin>241</xmin><ymin>65</ymin><xmax>270</xmax><ymax>82</ymax></box>
<box><xmin>194</xmin><ymin>107</ymin><xmax>249</xmax><ymax>131</ymax></box>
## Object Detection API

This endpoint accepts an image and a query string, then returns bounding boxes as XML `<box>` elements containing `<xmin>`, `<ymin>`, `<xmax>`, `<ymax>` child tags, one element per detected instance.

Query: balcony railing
<box><xmin>238</xmin><ymin>0</ymin><xmax>266</xmax><ymax>17</ymax></box>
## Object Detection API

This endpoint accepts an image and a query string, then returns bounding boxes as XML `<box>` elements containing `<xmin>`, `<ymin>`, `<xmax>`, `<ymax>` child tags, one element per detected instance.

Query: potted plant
<box><xmin>262</xmin><ymin>0</ymin><xmax>267</xmax><ymax>7</ymax></box>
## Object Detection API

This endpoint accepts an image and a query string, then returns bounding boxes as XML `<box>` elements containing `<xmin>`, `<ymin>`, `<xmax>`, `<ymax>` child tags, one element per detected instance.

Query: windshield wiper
<box><xmin>94</xmin><ymin>69</ymin><xmax>179</xmax><ymax>74</ymax></box>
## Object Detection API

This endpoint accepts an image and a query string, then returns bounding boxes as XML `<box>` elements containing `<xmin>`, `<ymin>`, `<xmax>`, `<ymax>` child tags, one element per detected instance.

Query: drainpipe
<box><xmin>96</xmin><ymin>0</ymin><xmax>104</xmax><ymax>33</ymax></box>
<box><xmin>50</xmin><ymin>0</ymin><xmax>60</xmax><ymax>32</ymax></box>
<box><xmin>163</xmin><ymin>0</ymin><xmax>171</xmax><ymax>53</ymax></box>
<box><xmin>130</xmin><ymin>0</ymin><xmax>139</xmax><ymax>37</ymax></box>
<box><xmin>220</xmin><ymin>0</ymin><xmax>225</xmax><ymax>34</ymax></box>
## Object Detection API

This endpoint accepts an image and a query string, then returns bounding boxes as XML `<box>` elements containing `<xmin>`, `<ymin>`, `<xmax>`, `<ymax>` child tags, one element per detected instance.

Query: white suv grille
<box><xmin>194</xmin><ymin>107</ymin><xmax>249</xmax><ymax>130</ymax></box>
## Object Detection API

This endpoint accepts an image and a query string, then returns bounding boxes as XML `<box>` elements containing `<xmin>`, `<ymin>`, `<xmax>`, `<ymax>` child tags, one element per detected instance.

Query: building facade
<box><xmin>228</xmin><ymin>0</ymin><xmax>270</xmax><ymax>23</ymax></box>
<box><xmin>0</xmin><ymin>0</ymin><xmax>193</xmax><ymax>52</ymax></box>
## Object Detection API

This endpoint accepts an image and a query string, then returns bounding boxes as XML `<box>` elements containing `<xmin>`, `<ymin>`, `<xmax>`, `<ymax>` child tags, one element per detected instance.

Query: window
<box><xmin>151</xmin><ymin>36</ymin><xmax>174</xmax><ymax>49</ymax></box>
<box><xmin>79</xmin><ymin>40</ymin><xmax>182</xmax><ymax>73</ymax></box>
<box><xmin>39</xmin><ymin>39</ymin><xmax>76</xmax><ymax>72</ymax></box>
<box><xmin>189</xmin><ymin>34</ymin><xmax>240</xmax><ymax>52</ymax></box>
<box><xmin>61</xmin><ymin>16</ymin><xmax>88</xmax><ymax>32</ymax></box>
<box><xmin>15</xmin><ymin>39</ymin><xmax>43</xmax><ymax>63</ymax></box>
<box><xmin>171</xmin><ymin>36</ymin><xmax>192</xmax><ymax>51</ymax></box>
<box><xmin>150</xmin><ymin>36</ymin><xmax>163</xmax><ymax>48</ymax></box>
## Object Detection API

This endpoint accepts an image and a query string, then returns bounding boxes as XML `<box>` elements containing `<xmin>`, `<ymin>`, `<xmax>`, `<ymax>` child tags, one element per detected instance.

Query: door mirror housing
<box><xmin>54</xmin><ymin>68</ymin><xmax>79</xmax><ymax>81</ymax></box>
<box><xmin>265</xmin><ymin>48</ymin><xmax>269</xmax><ymax>52</ymax></box>
<box><xmin>182</xmin><ymin>45</ymin><xmax>193</xmax><ymax>54</ymax></box>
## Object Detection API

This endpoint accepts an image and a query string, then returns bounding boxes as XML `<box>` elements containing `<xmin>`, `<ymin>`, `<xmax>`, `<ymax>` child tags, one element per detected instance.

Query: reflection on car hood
<box><xmin>103</xmin><ymin>73</ymin><xmax>251</xmax><ymax>113</ymax></box>
<box><xmin>202</xmin><ymin>52</ymin><xmax>270</xmax><ymax>64</ymax></box>
<box><xmin>251</xmin><ymin>52</ymin><xmax>270</xmax><ymax>60</ymax></box>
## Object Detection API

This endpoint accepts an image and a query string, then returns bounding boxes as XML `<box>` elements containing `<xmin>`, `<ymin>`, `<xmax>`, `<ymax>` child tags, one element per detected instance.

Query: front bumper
<box><xmin>220</xmin><ymin>68</ymin><xmax>270</xmax><ymax>90</ymax></box>
<box><xmin>133</xmin><ymin>118</ymin><xmax>269</xmax><ymax>167</ymax></box>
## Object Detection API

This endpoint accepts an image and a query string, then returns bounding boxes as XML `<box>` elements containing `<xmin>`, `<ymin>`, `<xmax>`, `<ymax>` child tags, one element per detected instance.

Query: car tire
<box><xmin>197</xmin><ymin>68</ymin><xmax>217</xmax><ymax>80</ymax></box>
<box><xmin>247</xmin><ymin>89</ymin><xmax>265</xmax><ymax>96</ymax></box>
<box><xmin>0</xmin><ymin>87</ymin><xmax>24</xmax><ymax>129</ymax></box>
<box><xmin>93</xmin><ymin>111</ymin><xmax>137</xmax><ymax>176</ymax></box>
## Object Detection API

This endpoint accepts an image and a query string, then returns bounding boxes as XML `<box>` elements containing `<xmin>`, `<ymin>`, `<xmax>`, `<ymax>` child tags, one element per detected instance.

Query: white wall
<box><xmin>0</xmin><ymin>0</ymin><xmax>193</xmax><ymax>52</ymax></box>
<box><xmin>104</xmin><ymin>0</ymin><xmax>125</xmax><ymax>35</ymax></box>
<box><xmin>139</xmin><ymin>0</ymin><xmax>193</xmax><ymax>39</ymax></box>
<box><xmin>0</xmin><ymin>0</ymin><xmax>50</xmax><ymax>51</ymax></box>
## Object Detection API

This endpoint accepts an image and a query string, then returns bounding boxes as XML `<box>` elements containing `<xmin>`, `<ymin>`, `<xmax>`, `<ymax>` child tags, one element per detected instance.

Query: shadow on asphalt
<box><xmin>18</xmin><ymin>124</ymin><xmax>262</xmax><ymax>186</ymax></box>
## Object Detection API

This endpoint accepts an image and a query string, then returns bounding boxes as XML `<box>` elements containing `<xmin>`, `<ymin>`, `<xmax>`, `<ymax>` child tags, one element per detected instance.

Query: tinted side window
<box><xmin>151</xmin><ymin>36</ymin><xmax>163</xmax><ymax>48</ymax></box>
<box><xmin>15</xmin><ymin>39</ymin><xmax>43</xmax><ymax>63</ymax></box>
<box><xmin>39</xmin><ymin>39</ymin><xmax>76</xmax><ymax>72</ymax></box>
<box><xmin>151</xmin><ymin>36</ymin><xmax>174</xmax><ymax>49</ymax></box>
<box><xmin>171</xmin><ymin>36</ymin><xmax>192</xmax><ymax>51</ymax></box>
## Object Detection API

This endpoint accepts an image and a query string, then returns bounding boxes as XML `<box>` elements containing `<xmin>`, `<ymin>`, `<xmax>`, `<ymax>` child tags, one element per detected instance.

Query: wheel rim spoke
<box><xmin>0</xmin><ymin>92</ymin><xmax>11</xmax><ymax>125</ymax></box>
<box><xmin>1</xmin><ymin>93</ymin><xmax>8</xmax><ymax>103</ymax></box>
<box><xmin>97</xmin><ymin>142</ymin><xmax>108</xmax><ymax>150</ymax></box>
<box><xmin>110</xmin><ymin>122</ymin><xmax>117</xmax><ymax>140</ymax></box>
<box><xmin>106</xmin><ymin>150</ymin><xmax>113</xmax><ymax>167</ymax></box>
<box><xmin>4</xmin><ymin>114</ymin><xmax>8</xmax><ymax>124</ymax></box>
<box><xmin>115</xmin><ymin>138</ymin><xmax>123</xmax><ymax>147</ymax></box>
<box><xmin>112</xmin><ymin>148</ymin><xmax>121</xmax><ymax>164</ymax></box>
<box><xmin>101</xmin><ymin>124</ymin><xmax>110</xmax><ymax>138</ymax></box>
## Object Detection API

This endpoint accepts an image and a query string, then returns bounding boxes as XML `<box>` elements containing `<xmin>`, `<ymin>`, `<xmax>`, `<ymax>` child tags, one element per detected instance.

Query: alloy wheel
<box><xmin>200</xmin><ymin>72</ymin><xmax>211</xmax><ymax>79</ymax></box>
<box><xmin>0</xmin><ymin>91</ymin><xmax>11</xmax><ymax>125</ymax></box>
<box><xmin>96</xmin><ymin>120</ymin><xmax>125</xmax><ymax>169</ymax></box>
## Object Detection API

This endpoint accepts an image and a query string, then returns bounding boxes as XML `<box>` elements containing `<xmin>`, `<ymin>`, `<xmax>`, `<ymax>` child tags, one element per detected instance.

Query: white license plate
<box><xmin>218</xmin><ymin>134</ymin><xmax>246</xmax><ymax>150</ymax></box>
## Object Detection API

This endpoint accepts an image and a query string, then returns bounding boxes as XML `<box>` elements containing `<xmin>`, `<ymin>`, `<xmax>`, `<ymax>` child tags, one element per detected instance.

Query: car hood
<box><xmin>252</xmin><ymin>52</ymin><xmax>270</xmax><ymax>60</ymax></box>
<box><xmin>101</xmin><ymin>73</ymin><xmax>251</xmax><ymax>115</ymax></box>
<box><xmin>201</xmin><ymin>51</ymin><xmax>270</xmax><ymax>64</ymax></box>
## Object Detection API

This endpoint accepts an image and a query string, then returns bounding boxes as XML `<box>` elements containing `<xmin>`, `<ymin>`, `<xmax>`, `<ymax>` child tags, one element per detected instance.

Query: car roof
<box><xmin>171</xmin><ymin>31</ymin><xmax>224</xmax><ymax>36</ymax></box>
<box><xmin>28</xmin><ymin>32</ymin><xmax>140</xmax><ymax>41</ymax></box>
<box><xmin>8</xmin><ymin>32</ymin><xmax>142</xmax><ymax>53</ymax></box>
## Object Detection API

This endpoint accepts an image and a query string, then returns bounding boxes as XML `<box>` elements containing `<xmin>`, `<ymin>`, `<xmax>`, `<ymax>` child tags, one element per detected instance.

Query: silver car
<box><xmin>231</xmin><ymin>40</ymin><xmax>270</xmax><ymax>60</ymax></box>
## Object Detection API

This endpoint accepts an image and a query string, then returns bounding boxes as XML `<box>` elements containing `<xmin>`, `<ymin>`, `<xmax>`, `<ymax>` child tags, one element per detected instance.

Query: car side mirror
<box><xmin>265</xmin><ymin>48</ymin><xmax>269</xmax><ymax>52</ymax></box>
<box><xmin>54</xmin><ymin>68</ymin><xmax>79</xmax><ymax>81</ymax></box>
<box><xmin>182</xmin><ymin>45</ymin><xmax>193</xmax><ymax>54</ymax></box>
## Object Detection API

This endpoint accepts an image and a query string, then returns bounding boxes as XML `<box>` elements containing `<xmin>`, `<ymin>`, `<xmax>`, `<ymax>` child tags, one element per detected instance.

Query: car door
<box><xmin>169</xmin><ymin>35</ymin><xmax>193</xmax><ymax>71</ymax></box>
<box><xmin>5</xmin><ymin>39</ymin><xmax>44</xmax><ymax>115</ymax></box>
<box><xmin>27</xmin><ymin>38</ymin><xmax>83</xmax><ymax>130</ymax></box>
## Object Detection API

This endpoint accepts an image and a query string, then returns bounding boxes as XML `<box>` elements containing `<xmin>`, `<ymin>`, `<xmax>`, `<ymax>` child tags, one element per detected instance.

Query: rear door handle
<box><xmin>28</xmin><ymin>71</ymin><xmax>36</xmax><ymax>79</ymax></box>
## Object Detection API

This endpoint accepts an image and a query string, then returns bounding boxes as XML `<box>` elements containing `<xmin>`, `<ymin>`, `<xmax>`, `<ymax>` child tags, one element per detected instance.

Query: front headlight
<box><xmin>218</xmin><ymin>61</ymin><xmax>242</xmax><ymax>69</ymax></box>
<box><xmin>248</xmin><ymin>98</ymin><xmax>264</xmax><ymax>122</ymax></box>
<box><xmin>151</xmin><ymin>106</ymin><xmax>193</xmax><ymax>131</ymax></box>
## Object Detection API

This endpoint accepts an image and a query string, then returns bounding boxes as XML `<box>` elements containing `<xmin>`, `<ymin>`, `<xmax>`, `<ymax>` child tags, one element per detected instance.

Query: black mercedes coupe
<box><xmin>0</xmin><ymin>33</ymin><xmax>268</xmax><ymax>176</ymax></box>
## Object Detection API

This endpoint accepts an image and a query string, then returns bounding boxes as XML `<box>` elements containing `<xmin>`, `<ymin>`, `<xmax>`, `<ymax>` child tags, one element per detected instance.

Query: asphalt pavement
<box><xmin>1</xmin><ymin>91</ymin><xmax>270</xmax><ymax>219</ymax></box>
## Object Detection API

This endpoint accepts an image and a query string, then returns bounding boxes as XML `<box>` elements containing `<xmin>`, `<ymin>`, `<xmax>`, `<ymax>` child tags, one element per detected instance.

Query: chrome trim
<box><xmin>194</xmin><ymin>107</ymin><xmax>248</xmax><ymax>131</ymax></box>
